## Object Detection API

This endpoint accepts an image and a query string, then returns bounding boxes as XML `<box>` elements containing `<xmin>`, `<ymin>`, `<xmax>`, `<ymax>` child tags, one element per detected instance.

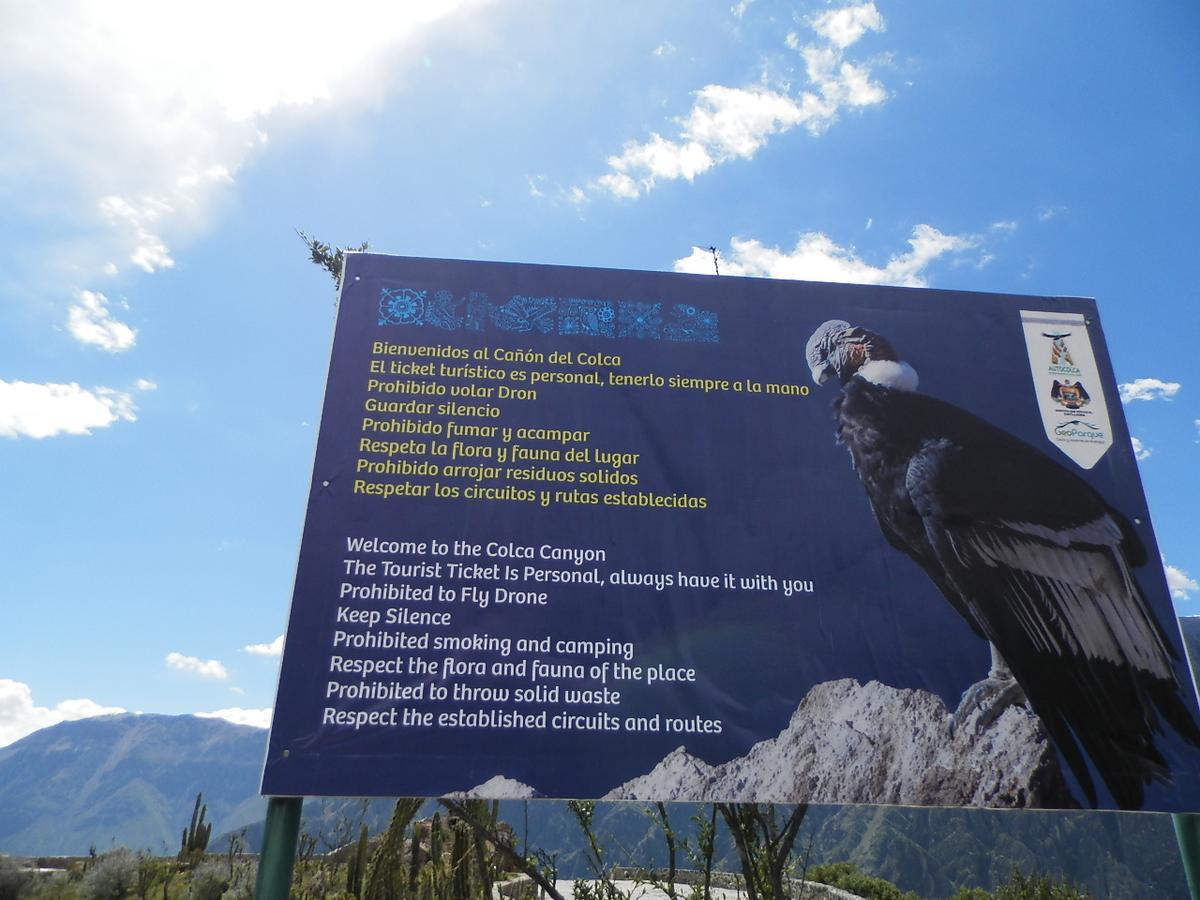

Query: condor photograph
<box><xmin>803</xmin><ymin>314</ymin><xmax>1200</xmax><ymax>810</ymax></box>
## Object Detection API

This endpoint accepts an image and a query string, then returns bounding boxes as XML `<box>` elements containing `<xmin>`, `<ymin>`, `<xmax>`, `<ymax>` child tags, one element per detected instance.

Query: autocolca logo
<box><xmin>1042</xmin><ymin>330</ymin><xmax>1082</xmax><ymax>376</ymax></box>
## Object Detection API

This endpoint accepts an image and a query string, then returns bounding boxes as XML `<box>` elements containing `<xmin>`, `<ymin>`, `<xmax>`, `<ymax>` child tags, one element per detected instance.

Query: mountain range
<box><xmin>3</xmin><ymin>615</ymin><xmax>1199</xmax><ymax>898</ymax></box>
<box><xmin>0</xmin><ymin>713</ymin><xmax>266</xmax><ymax>856</ymax></box>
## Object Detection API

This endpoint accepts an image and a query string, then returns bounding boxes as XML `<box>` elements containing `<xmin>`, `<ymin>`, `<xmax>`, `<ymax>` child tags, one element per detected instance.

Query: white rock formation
<box><xmin>604</xmin><ymin>678</ymin><xmax>1070</xmax><ymax>808</ymax></box>
<box><xmin>447</xmin><ymin>774</ymin><xmax>542</xmax><ymax>799</ymax></box>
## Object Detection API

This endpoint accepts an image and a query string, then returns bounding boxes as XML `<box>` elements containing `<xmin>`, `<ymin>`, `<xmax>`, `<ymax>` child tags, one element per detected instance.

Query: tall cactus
<box><xmin>355</xmin><ymin>801</ymin><xmax>520</xmax><ymax>900</ymax></box>
<box><xmin>463</xmin><ymin>800</ymin><xmax>496</xmax><ymax>900</ymax></box>
<box><xmin>430</xmin><ymin>813</ymin><xmax>443</xmax><ymax>864</ymax></box>
<box><xmin>347</xmin><ymin>823</ymin><xmax>370</xmax><ymax>899</ymax></box>
<box><xmin>363</xmin><ymin>798</ymin><xmax>422</xmax><ymax>900</ymax></box>
<box><xmin>450</xmin><ymin>821</ymin><xmax>471</xmax><ymax>900</ymax></box>
<box><xmin>439</xmin><ymin>798</ymin><xmax>566</xmax><ymax>900</ymax></box>
<box><xmin>417</xmin><ymin>864</ymin><xmax>436</xmax><ymax>900</ymax></box>
<box><xmin>179</xmin><ymin>792</ymin><xmax>212</xmax><ymax>862</ymax></box>
<box><xmin>430</xmin><ymin>813</ymin><xmax>445</xmax><ymax>900</ymax></box>
<box><xmin>408</xmin><ymin>821</ymin><xmax>424</xmax><ymax>894</ymax></box>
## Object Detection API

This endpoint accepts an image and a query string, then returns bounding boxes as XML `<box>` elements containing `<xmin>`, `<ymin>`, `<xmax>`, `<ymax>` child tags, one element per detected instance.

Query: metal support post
<box><xmin>1175</xmin><ymin>813</ymin><xmax>1200</xmax><ymax>900</ymax></box>
<box><xmin>254</xmin><ymin>796</ymin><xmax>303</xmax><ymax>900</ymax></box>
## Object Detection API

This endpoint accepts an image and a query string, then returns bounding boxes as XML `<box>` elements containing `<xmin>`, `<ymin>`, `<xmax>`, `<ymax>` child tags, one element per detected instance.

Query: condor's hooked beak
<box><xmin>810</xmin><ymin>362</ymin><xmax>834</xmax><ymax>385</ymax></box>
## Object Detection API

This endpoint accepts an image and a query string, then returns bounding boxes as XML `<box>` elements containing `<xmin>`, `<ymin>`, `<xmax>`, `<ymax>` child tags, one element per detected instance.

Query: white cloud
<box><xmin>135</xmin><ymin>378</ymin><xmax>158</xmax><ymax>392</ymax></box>
<box><xmin>591</xmin><ymin>2</ymin><xmax>886</xmax><ymax>200</ymax></box>
<box><xmin>67</xmin><ymin>290</ymin><xmax>137</xmax><ymax>352</ymax></box>
<box><xmin>1119</xmin><ymin>378</ymin><xmax>1181</xmax><ymax>403</ymax></box>
<box><xmin>596</xmin><ymin>172</ymin><xmax>640</xmax><ymax>200</ymax></box>
<box><xmin>195</xmin><ymin>707</ymin><xmax>272</xmax><ymax>729</ymax></box>
<box><xmin>0</xmin><ymin>380</ymin><xmax>139</xmax><ymax>439</ymax></box>
<box><xmin>800</xmin><ymin>45</ymin><xmax>888</xmax><ymax>109</ymax></box>
<box><xmin>990</xmin><ymin>220</ymin><xmax>1018</xmax><ymax>235</ymax></box>
<box><xmin>1166</xmin><ymin>560</ymin><xmax>1199</xmax><ymax>601</ymax></box>
<box><xmin>1131</xmin><ymin>436</ymin><xmax>1152</xmax><ymax>460</ymax></box>
<box><xmin>97</xmin><ymin>194</ymin><xmax>178</xmax><ymax>275</ymax></box>
<box><xmin>809</xmin><ymin>2</ymin><xmax>886</xmax><ymax>50</ymax></box>
<box><xmin>0</xmin><ymin>679</ymin><xmax>125</xmax><ymax>748</ymax></box>
<box><xmin>653</xmin><ymin>41</ymin><xmax>677</xmax><ymax>57</ymax></box>
<box><xmin>0</xmin><ymin>1</ymin><xmax>488</xmax><ymax>295</ymax></box>
<box><xmin>243</xmin><ymin>635</ymin><xmax>285</xmax><ymax>657</ymax></box>
<box><xmin>685</xmin><ymin>85</ymin><xmax>815</xmax><ymax>155</ymax></box>
<box><xmin>732</xmin><ymin>0</ymin><xmax>755</xmax><ymax>18</ymax></box>
<box><xmin>1037</xmin><ymin>204</ymin><xmax>1068</xmax><ymax>222</ymax></box>
<box><xmin>675</xmin><ymin>224</ymin><xmax>976</xmax><ymax>288</ymax></box>
<box><xmin>165</xmin><ymin>652</ymin><xmax>229</xmax><ymax>680</ymax></box>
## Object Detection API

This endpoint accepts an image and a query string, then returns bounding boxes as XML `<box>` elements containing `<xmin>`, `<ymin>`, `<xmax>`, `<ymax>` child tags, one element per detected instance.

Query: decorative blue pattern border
<box><xmin>379</xmin><ymin>287</ymin><xmax>719</xmax><ymax>343</ymax></box>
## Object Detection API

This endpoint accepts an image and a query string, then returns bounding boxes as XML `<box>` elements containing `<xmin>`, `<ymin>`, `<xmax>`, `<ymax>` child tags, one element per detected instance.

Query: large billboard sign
<box><xmin>262</xmin><ymin>254</ymin><xmax>1200</xmax><ymax>811</ymax></box>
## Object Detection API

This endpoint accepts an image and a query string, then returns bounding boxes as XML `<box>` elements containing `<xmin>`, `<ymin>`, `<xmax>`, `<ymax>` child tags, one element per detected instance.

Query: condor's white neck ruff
<box><xmin>857</xmin><ymin>360</ymin><xmax>919</xmax><ymax>392</ymax></box>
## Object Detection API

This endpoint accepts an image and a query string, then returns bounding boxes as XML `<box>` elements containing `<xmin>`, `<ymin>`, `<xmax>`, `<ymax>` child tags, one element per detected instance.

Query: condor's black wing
<box><xmin>901</xmin><ymin>413</ymin><xmax>1198</xmax><ymax>808</ymax></box>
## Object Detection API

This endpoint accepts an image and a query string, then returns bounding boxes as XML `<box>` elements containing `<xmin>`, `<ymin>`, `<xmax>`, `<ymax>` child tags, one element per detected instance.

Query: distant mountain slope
<box><xmin>0</xmin><ymin>713</ymin><xmax>266</xmax><ymax>855</ymax></box>
<box><xmin>6</xmin><ymin>616</ymin><xmax>1200</xmax><ymax>893</ymax></box>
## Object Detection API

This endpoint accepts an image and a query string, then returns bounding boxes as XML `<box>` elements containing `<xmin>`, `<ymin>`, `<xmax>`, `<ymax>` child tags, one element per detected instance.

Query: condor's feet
<box><xmin>953</xmin><ymin>674</ymin><xmax>1028</xmax><ymax>735</ymax></box>
<box><xmin>952</xmin><ymin>646</ymin><xmax>1028</xmax><ymax>735</ymax></box>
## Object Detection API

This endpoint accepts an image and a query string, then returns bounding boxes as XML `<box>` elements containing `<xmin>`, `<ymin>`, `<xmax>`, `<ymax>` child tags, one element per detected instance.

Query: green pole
<box><xmin>255</xmin><ymin>796</ymin><xmax>303</xmax><ymax>900</ymax></box>
<box><xmin>1174</xmin><ymin>813</ymin><xmax>1200</xmax><ymax>900</ymax></box>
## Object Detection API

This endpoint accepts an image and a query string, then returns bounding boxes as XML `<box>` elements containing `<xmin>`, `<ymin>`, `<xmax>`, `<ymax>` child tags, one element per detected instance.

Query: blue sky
<box><xmin>1</xmin><ymin>0</ymin><xmax>1197</xmax><ymax>746</ymax></box>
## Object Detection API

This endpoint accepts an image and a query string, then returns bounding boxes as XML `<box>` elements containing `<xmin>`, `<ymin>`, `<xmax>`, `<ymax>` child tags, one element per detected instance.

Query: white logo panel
<box><xmin>1020</xmin><ymin>310</ymin><xmax>1113</xmax><ymax>469</ymax></box>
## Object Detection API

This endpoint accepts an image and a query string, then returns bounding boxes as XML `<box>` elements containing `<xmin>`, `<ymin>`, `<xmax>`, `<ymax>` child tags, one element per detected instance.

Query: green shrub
<box><xmin>187</xmin><ymin>860</ymin><xmax>229</xmax><ymax>900</ymax></box>
<box><xmin>224</xmin><ymin>858</ymin><xmax>257</xmax><ymax>900</ymax></box>
<box><xmin>804</xmin><ymin>862</ymin><xmax>918</xmax><ymax>900</ymax></box>
<box><xmin>0</xmin><ymin>856</ymin><xmax>32</xmax><ymax>900</ymax></box>
<box><xmin>80</xmin><ymin>850</ymin><xmax>138</xmax><ymax>900</ymax></box>
<box><xmin>951</xmin><ymin>867</ymin><xmax>1093</xmax><ymax>900</ymax></box>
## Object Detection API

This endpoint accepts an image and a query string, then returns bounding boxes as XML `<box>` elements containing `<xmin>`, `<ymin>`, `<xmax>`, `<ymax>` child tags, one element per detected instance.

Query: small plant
<box><xmin>0</xmin><ymin>855</ymin><xmax>31</xmax><ymax>900</ymax></box>
<box><xmin>567</xmin><ymin>800</ymin><xmax>625</xmax><ymax>900</ymax></box>
<box><xmin>649</xmin><ymin>803</ymin><xmax>678</xmax><ymax>900</ymax></box>
<box><xmin>134</xmin><ymin>852</ymin><xmax>162</xmax><ymax>900</ymax></box>
<box><xmin>224</xmin><ymin>830</ymin><xmax>245</xmax><ymax>882</ymax></box>
<box><xmin>79</xmin><ymin>849</ymin><xmax>138</xmax><ymax>900</ymax></box>
<box><xmin>951</xmin><ymin>867</ymin><xmax>1094</xmax><ymax>900</ymax></box>
<box><xmin>293</xmin><ymin>832</ymin><xmax>320</xmax><ymax>899</ymax></box>
<box><xmin>682</xmin><ymin>806</ymin><xmax>717</xmax><ymax>900</ymax></box>
<box><xmin>232</xmin><ymin>858</ymin><xmax>258</xmax><ymax>900</ymax></box>
<box><xmin>188</xmin><ymin>860</ymin><xmax>230</xmax><ymax>900</ymax></box>
<box><xmin>716</xmin><ymin>804</ymin><xmax>808</xmax><ymax>900</ymax></box>
<box><xmin>297</xmin><ymin>230</ymin><xmax>369</xmax><ymax>285</ymax></box>
<box><xmin>804</xmin><ymin>862</ymin><xmax>918</xmax><ymax>900</ymax></box>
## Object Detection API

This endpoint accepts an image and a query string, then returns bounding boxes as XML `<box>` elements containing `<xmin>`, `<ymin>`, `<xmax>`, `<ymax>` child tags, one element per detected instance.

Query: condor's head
<box><xmin>805</xmin><ymin>319</ymin><xmax>919</xmax><ymax>392</ymax></box>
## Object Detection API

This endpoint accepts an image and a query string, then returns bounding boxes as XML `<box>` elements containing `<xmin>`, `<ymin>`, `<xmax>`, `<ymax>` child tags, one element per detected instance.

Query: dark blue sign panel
<box><xmin>262</xmin><ymin>254</ymin><xmax>1200</xmax><ymax>811</ymax></box>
